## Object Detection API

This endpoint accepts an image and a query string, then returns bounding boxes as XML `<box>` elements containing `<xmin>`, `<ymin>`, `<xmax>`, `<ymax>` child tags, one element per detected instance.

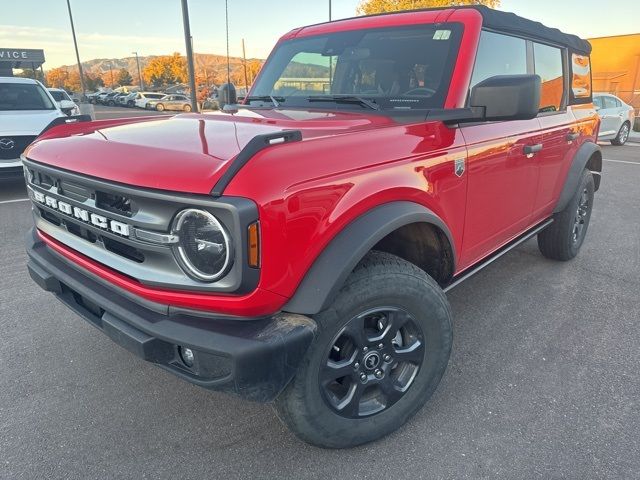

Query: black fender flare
<box><xmin>283</xmin><ymin>201</ymin><xmax>456</xmax><ymax>315</ymax></box>
<box><xmin>554</xmin><ymin>141</ymin><xmax>602</xmax><ymax>213</ymax></box>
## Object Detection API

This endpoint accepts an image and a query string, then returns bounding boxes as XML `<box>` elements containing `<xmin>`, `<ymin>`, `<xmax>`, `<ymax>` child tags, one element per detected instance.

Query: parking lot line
<box><xmin>0</xmin><ymin>197</ymin><xmax>30</xmax><ymax>205</ymax></box>
<box><xmin>603</xmin><ymin>158</ymin><xmax>640</xmax><ymax>165</ymax></box>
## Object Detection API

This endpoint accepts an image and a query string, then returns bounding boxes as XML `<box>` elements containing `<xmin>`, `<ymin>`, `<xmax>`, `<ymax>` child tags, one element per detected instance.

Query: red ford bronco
<box><xmin>24</xmin><ymin>6</ymin><xmax>601</xmax><ymax>448</ymax></box>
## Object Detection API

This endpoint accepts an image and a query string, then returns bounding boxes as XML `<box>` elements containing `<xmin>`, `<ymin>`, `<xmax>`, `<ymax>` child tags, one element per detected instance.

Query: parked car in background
<box><xmin>593</xmin><ymin>93</ymin><xmax>635</xmax><ymax>145</ymax></box>
<box><xmin>146</xmin><ymin>94</ymin><xmax>192</xmax><ymax>112</ymax></box>
<box><xmin>0</xmin><ymin>77</ymin><xmax>68</xmax><ymax>179</ymax></box>
<box><xmin>101</xmin><ymin>92</ymin><xmax>120</xmax><ymax>106</ymax></box>
<box><xmin>134</xmin><ymin>92</ymin><xmax>165</xmax><ymax>109</ymax></box>
<box><xmin>47</xmin><ymin>88</ymin><xmax>80</xmax><ymax>116</ymax></box>
<box><xmin>122</xmin><ymin>92</ymin><xmax>139</xmax><ymax>107</ymax></box>
<box><xmin>95</xmin><ymin>91</ymin><xmax>111</xmax><ymax>105</ymax></box>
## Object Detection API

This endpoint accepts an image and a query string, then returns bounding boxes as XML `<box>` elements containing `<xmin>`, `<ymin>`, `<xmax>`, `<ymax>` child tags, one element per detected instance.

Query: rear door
<box><xmin>531</xmin><ymin>41</ymin><xmax>579</xmax><ymax>218</ymax></box>
<box><xmin>597</xmin><ymin>95</ymin><xmax>623</xmax><ymax>137</ymax></box>
<box><xmin>459</xmin><ymin>31</ymin><xmax>542</xmax><ymax>268</ymax></box>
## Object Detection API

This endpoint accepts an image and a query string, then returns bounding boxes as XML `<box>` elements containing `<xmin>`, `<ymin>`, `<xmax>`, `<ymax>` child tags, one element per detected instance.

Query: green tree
<box><xmin>116</xmin><ymin>68</ymin><xmax>133</xmax><ymax>86</ymax></box>
<box><xmin>357</xmin><ymin>0</ymin><xmax>499</xmax><ymax>15</ymax></box>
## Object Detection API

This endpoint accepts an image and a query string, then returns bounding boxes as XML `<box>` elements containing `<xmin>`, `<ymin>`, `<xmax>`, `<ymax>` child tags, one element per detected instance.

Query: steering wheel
<box><xmin>403</xmin><ymin>87</ymin><xmax>436</xmax><ymax>96</ymax></box>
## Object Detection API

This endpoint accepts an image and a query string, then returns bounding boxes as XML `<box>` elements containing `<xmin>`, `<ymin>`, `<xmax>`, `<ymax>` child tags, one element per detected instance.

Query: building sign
<box><xmin>0</xmin><ymin>48</ymin><xmax>46</xmax><ymax>65</ymax></box>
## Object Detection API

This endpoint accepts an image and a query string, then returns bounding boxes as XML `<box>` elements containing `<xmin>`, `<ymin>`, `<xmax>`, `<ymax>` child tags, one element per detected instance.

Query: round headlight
<box><xmin>172</xmin><ymin>209</ymin><xmax>233</xmax><ymax>282</ymax></box>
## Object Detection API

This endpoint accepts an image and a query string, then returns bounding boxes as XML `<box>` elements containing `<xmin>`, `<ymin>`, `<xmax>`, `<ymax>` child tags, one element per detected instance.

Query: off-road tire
<box><xmin>274</xmin><ymin>251</ymin><xmax>453</xmax><ymax>448</ymax></box>
<box><xmin>537</xmin><ymin>168</ymin><xmax>595</xmax><ymax>261</ymax></box>
<box><xmin>610</xmin><ymin>122</ymin><xmax>630</xmax><ymax>146</ymax></box>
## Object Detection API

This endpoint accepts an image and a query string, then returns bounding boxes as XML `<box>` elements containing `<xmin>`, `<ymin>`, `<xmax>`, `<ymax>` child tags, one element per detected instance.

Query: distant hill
<box><xmin>55</xmin><ymin>52</ymin><xmax>262</xmax><ymax>83</ymax></box>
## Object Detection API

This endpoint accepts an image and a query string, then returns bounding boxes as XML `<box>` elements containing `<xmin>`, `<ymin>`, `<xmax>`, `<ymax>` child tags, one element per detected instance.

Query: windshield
<box><xmin>0</xmin><ymin>83</ymin><xmax>56</xmax><ymax>111</ymax></box>
<box><xmin>49</xmin><ymin>90</ymin><xmax>70</xmax><ymax>102</ymax></box>
<box><xmin>249</xmin><ymin>23</ymin><xmax>462</xmax><ymax>111</ymax></box>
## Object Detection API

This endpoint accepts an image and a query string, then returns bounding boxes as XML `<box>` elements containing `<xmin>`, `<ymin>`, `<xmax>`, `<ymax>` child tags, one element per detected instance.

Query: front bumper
<box><xmin>26</xmin><ymin>228</ymin><xmax>316</xmax><ymax>402</ymax></box>
<box><xmin>0</xmin><ymin>159</ymin><xmax>24</xmax><ymax>179</ymax></box>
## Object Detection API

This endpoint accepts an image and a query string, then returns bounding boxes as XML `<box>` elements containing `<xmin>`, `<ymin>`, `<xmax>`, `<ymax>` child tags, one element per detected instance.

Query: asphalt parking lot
<box><xmin>1</xmin><ymin>124</ymin><xmax>639</xmax><ymax>478</ymax></box>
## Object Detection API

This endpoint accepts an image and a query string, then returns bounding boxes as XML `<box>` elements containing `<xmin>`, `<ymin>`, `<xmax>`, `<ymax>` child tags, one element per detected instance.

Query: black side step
<box><xmin>443</xmin><ymin>218</ymin><xmax>554</xmax><ymax>293</ymax></box>
<box><xmin>211</xmin><ymin>130</ymin><xmax>302</xmax><ymax>197</ymax></box>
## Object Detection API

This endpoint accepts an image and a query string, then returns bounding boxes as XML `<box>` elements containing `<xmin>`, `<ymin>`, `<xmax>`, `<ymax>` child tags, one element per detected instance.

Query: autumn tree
<box><xmin>143</xmin><ymin>53</ymin><xmax>187</xmax><ymax>87</ymax></box>
<box><xmin>357</xmin><ymin>0</ymin><xmax>499</xmax><ymax>15</ymax></box>
<box><xmin>46</xmin><ymin>67</ymin><xmax>70</xmax><ymax>88</ymax></box>
<box><xmin>116</xmin><ymin>68</ymin><xmax>133</xmax><ymax>86</ymax></box>
<box><xmin>15</xmin><ymin>68</ymin><xmax>44</xmax><ymax>82</ymax></box>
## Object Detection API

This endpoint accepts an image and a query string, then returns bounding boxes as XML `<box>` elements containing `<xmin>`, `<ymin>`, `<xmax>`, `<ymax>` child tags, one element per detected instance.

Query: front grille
<box><xmin>0</xmin><ymin>135</ymin><xmax>36</xmax><ymax>160</ymax></box>
<box><xmin>24</xmin><ymin>157</ymin><xmax>258</xmax><ymax>294</ymax></box>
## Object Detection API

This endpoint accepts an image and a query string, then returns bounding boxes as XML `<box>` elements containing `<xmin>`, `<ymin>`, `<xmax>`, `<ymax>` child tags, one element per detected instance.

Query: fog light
<box><xmin>179</xmin><ymin>347</ymin><xmax>195</xmax><ymax>367</ymax></box>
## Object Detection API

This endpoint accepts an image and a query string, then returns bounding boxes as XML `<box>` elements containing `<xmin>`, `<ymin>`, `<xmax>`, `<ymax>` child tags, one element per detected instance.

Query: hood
<box><xmin>0</xmin><ymin>109</ymin><xmax>63</xmax><ymax>136</ymax></box>
<box><xmin>25</xmin><ymin>108</ymin><xmax>396</xmax><ymax>194</ymax></box>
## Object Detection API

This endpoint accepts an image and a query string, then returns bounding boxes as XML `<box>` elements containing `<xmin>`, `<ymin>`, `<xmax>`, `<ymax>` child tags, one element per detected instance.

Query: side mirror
<box><xmin>470</xmin><ymin>74</ymin><xmax>541</xmax><ymax>122</ymax></box>
<box><xmin>218</xmin><ymin>83</ymin><xmax>237</xmax><ymax>110</ymax></box>
<box><xmin>59</xmin><ymin>99</ymin><xmax>76</xmax><ymax>115</ymax></box>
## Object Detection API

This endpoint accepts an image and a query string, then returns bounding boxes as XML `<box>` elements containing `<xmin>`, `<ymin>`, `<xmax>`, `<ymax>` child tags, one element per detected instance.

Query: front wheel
<box><xmin>537</xmin><ymin>168</ymin><xmax>595</xmax><ymax>261</ymax></box>
<box><xmin>155</xmin><ymin>103</ymin><xmax>165</xmax><ymax>112</ymax></box>
<box><xmin>610</xmin><ymin>122</ymin><xmax>630</xmax><ymax>146</ymax></box>
<box><xmin>274</xmin><ymin>251</ymin><xmax>452</xmax><ymax>448</ymax></box>
<box><xmin>183</xmin><ymin>104</ymin><xmax>192</xmax><ymax>112</ymax></box>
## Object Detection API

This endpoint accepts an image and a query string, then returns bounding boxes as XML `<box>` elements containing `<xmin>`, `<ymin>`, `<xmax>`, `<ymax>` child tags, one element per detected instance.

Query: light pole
<box><xmin>181</xmin><ymin>0</ymin><xmax>199</xmax><ymax>112</ymax></box>
<box><xmin>132</xmin><ymin>51</ymin><xmax>144</xmax><ymax>90</ymax></box>
<box><xmin>108</xmin><ymin>62</ymin><xmax>114</xmax><ymax>87</ymax></box>
<box><xmin>329</xmin><ymin>0</ymin><xmax>332</xmax><ymax>21</ymax></box>
<box><xmin>66</xmin><ymin>0</ymin><xmax>87</xmax><ymax>98</ymax></box>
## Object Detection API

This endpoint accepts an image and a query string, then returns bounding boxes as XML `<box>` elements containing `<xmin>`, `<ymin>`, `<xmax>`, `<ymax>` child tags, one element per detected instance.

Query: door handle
<box><xmin>566</xmin><ymin>132</ymin><xmax>580</xmax><ymax>142</ymax></box>
<box><xmin>524</xmin><ymin>143</ymin><xmax>543</xmax><ymax>157</ymax></box>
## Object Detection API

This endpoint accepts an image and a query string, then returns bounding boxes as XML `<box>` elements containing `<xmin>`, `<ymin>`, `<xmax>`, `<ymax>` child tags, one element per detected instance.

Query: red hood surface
<box><xmin>26</xmin><ymin>109</ymin><xmax>396</xmax><ymax>194</ymax></box>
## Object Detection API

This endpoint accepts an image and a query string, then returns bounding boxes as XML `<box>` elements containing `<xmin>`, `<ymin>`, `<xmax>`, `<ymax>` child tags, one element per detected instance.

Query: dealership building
<box><xmin>0</xmin><ymin>48</ymin><xmax>46</xmax><ymax>77</ymax></box>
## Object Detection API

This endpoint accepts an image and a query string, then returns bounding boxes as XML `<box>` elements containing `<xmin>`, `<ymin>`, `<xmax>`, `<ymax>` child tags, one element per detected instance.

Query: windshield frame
<box><xmin>248</xmin><ymin>22</ymin><xmax>464</xmax><ymax>112</ymax></box>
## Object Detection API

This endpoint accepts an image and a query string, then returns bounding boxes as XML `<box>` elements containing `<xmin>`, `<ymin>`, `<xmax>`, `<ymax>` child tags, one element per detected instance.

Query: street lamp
<box><xmin>132</xmin><ymin>51</ymin><xmax>144</xmax><ymax>90</ymax></box>
<box><xmin>108</xmin><ymin>62</ymin><xmax>114</xmax><ymax>87</ymax></box>
<box><xmin>66</xmin><ymin>0</ymin><xmax>87</xmax><ymax>98</ymax></box>
<box><xmin>181</xmin><ymin>0</ymin><xmax>199</xmax><ymax>112</ymax></box>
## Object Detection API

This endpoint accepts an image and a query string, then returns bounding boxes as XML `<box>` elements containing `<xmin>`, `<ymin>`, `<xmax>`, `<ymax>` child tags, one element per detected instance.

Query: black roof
<box><xmin>469</xmin><ymin>5</ymin><xmax>591</xmax><ymax>54</ymax></box>
<box><xmin>330</xmin><ymin>5</ymin><xmax>591</xmax><ymax>55</ymax></box>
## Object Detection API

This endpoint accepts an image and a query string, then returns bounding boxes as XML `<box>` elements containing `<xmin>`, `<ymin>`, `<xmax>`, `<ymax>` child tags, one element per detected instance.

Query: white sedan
<box><xmin>594</xmin><ymin>93</ymin><xmax>636</xmax><ymax>145</ymax></box>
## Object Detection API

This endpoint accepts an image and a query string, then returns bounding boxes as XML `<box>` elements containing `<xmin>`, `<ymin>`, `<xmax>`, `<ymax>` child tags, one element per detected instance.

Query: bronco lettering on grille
<box><xmin>32</xmin><ymin>190</ymin><xmax>131</xmax><ymax>237</ymax></box>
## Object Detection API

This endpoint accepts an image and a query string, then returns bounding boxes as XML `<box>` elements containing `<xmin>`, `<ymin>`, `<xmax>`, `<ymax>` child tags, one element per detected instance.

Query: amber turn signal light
<box><xmin>248</xmin><ymin>222</ymin><xmax>260</xmax><ymax>268</ymax></box>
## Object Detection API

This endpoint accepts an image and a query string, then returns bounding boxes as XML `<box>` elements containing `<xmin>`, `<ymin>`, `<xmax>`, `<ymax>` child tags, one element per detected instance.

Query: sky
<box><xmin>1</xmin><ymin>0</ymin><xmax>638</xmax><ymax>70</ymax></box>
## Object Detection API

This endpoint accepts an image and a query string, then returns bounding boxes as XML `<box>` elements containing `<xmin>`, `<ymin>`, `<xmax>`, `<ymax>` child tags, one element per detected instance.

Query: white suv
<box><xmin>0</xmin><ymin>77</ymin><xmax>67</xmax><ymax>179</ymax></box>
<box><xmin>134</xmin><ymin>92</ymin><xmax>166</xmax><ymax>109</ymax></box>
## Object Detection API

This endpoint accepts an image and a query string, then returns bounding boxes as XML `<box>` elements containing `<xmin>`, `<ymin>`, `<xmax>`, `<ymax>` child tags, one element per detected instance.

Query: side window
<box><xmin>571</xmin><ymin>53</ymin><xmax>591</xmax><ymax>99</ymax></box>
<box><xmin>593</xmin><ymin>96</ymin><xmax>603</xmax><ymax>109</ymax></box>
<box><xmin>470</xmin><ymin>31</ymin><xmax>527</xmax><ymax>88</ymax></box>
<box><xmin>602</xmin><ymin>96</ymin><xmax>617</xmax><ymax>109</ymax></box>
<box><xmin>533</xmin><ymin>43</ymin><xmax>564</xmax><ymax>112</ymax></box>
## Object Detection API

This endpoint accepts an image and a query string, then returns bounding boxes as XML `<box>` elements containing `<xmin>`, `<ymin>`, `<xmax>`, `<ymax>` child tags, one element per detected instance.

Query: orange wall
<box><xmin>588</xmin><ymin>34</ymin><xmax>640</xmax><ymax>106</ymax></box>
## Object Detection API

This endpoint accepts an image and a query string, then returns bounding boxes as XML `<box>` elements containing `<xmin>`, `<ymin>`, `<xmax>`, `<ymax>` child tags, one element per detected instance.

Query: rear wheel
<box><xmin>537</xmin><ymin>168</ymin><xmax>595</xmax><ymax>261</ymax></box>
<box><xmin>183</xmin><ymin>104</ymin><xmax>192</xmax><ymax>112</ymax></box>
<box><xmin>274</xmin><ymin>251</ymin><xmax>452</xmax><ymax>448</ymax></box>
<box><xmin>610</xmin><ymin>122</ymin><xmax>630</xmax><ymax>146</ymax></box>
<box><xmin>156</xmin><ymin>103</ymin><xmax>165</xmax><ymax>112</ymax></box>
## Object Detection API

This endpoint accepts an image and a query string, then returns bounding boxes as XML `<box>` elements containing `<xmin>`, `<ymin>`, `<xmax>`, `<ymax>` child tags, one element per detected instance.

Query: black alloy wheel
<box><xmin>320</xmin><ymin>307</ymin><xmax>424</xmax><ymax>418</ymax></box>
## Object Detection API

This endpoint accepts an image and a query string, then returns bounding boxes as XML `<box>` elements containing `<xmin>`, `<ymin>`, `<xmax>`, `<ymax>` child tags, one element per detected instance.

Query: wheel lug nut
<box><xmin>378</xmin><ymin>343</ymin><xmax>384</xmax><ymax>350</ymax></box>
<box><xmin>359</xmin><ymin>373</ymin><xmax>367</xmax><ymax>383</ymax></box>
<box><xmin>363</xmin><ymin>346</ymin><xmax>369</xmax><ymax>353</ymax></box>
<box><xmin>353</xmin><ymin>362</ymin><xmax>360</xmax><ymax>370</ymax></box>
<box><xmin>374</xmin><ymin>369</ymin><xmax>383</xmax><ymax>379</ymax></box>
<box><xmin>383</xmin><ymin>354</ymin><xmax>392</xmax><ymax>363</ymax></box>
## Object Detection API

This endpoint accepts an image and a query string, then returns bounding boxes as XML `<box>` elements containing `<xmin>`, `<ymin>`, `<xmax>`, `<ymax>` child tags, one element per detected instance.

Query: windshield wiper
<box><xmin>306</xmin><ymin>95</ymin><xmax>380</xmax><ymax>110</ymax></box>
<box><xmin>244</xmin><ymin>95</ymin><xmax>284</xmax><ymax>107</ymax></box>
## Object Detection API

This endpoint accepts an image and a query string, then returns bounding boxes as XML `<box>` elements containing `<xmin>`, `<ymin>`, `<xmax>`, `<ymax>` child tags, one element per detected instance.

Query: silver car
<box><xmin>147</xmin><ymin>94</ymin><xmax>192</xmax><ymax>112</ymax></box>
<box><xmin>593</xmin><ymin>93</ymin><xmax>635</xmax><ymax>145</ymax></box>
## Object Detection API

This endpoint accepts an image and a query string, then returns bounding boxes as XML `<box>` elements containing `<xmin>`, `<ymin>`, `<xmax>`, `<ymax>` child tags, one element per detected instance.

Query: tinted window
<box><xmin>0</xmin><ymin>83</ymin><xmax>55</xmax><ymax>111</ymax></box>
<box><xmin>49</xmin><ymin>90</ymin><xmax>70</xmax><ymax>102</ymax></box>
<box><xmin>470</xmin><ymin>31</ymin><xmax>527</xmax><ymax>88</ymax></box>
<box><xmin>534</xmin><ymin>43</ymin><xmax>564</xmax><ymax>112</ymax></box>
